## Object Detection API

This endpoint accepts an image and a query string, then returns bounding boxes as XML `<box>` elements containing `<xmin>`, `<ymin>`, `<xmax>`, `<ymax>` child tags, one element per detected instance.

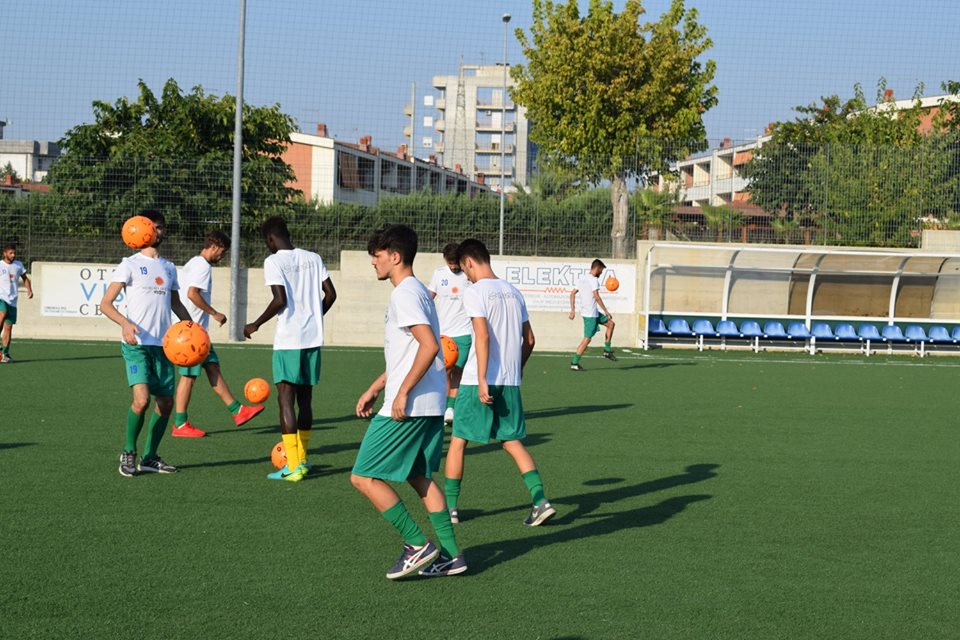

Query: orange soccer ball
<box><xmin>121</xmin><ymin>215</ymin><xmax>157</xmax><ymax>249</ymax></box>
<box><xmin>605</xmin><ymin>276</ymin><xmax>620</xmax><ymax>292</ymax></box>
<box><xmin>441</xmin><ymin>335</ymin><xmax>459</xmax><ymax>370</ymax></box>
<box><xmin>271</xmin><ymin>442</ymin><xmax>287</xmax><ymax>470</ymax></box>
<box><xmin>244</xmin><ymin>377</ymin><xmax>270</xmax><ymax>404</ymax></box>
<box><xmin>162</xmin><ymin>320</ymin><xmax>211</xmax><ymax>367</ymax></box>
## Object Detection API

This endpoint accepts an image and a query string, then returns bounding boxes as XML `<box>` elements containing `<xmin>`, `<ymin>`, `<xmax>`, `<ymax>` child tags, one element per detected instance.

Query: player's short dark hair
<box><xmin>204</xmin><ymin>230</ymin><xmax>231</xmax><ymax>250</ymax></box>
<box><xmin>591</xmin><ymin>259</ymin><xmax>606</xmax><ymax>270</ymax></box>
<box><xmin>456</xmin><ymin>239</ymin><xmax>490</xmax><ymax>265</ymax></box>
<box><xmin>261</xmin><ymin>216</ymin><xmax>290</xmax><ymax>240</ymax></box>
<box><xmin>367</xmin><ymin>224</ymin><xmax>418</xmax><ymax>265</ymax></box>
<box><xmin>141</xmin><ymin>209</ymin><xmax>166</xmax><ymax>225</ymax></box>
<box><xmin>2</xmin><ymin>243</ymin><xmax>15</xmax><ymax>252</ymax></box>
<box><xmin>442</xmin><ymin>243</ymin><xmax>460</xmax><ymax>263</ymax></box>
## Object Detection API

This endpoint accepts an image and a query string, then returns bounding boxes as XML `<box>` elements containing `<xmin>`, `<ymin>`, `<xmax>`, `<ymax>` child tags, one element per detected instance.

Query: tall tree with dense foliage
<box><xmin>512</xmin><ymin>0</ymin><xmax>717</xmax><ymax>257</ymax></box>
<box><xmin>48</xmin><ymin>79</ymin><xmax>299</xmax><ymax>248</ymax></box>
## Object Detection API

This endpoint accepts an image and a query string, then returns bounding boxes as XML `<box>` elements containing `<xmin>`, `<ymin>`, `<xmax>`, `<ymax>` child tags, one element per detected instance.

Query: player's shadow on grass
<box><xmin>591</xmin><ymin>361</ymin><xmax>696</xmax><ymax>371</ymax></box>
<box><xmin>525</xmin><ymin>403</ymin><xmax>632</xmax><ymax>420</ymax></box>
<box><xmin>0</xmin><ymin>442</ymin><xmax>36</xmax><ymax>451</ymax></box>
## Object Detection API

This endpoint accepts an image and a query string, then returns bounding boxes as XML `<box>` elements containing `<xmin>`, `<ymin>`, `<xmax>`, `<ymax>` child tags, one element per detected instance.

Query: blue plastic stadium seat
<box><xmin>716</xmin><ymin>320</ymin><xmax>740</xmax><ymax>337</ymax></box>
<box><xmin>763</xmin><ymin>321</ymin><xmax>788</xmax><ymax>339</ymax></box>
<box><xmin>787</xmin><ymin>322</ymin><xmax>812</xmax><ymax>339</ymax></box>
<box><xmin>740</xmin><ymin>321</ymin><xmax>763</xmax><ymax>338</ymax></box>
<box><xmin>858</xmin><ymin>324</ymin><xmax>882</xmax><ymax>341</ymax></box>
<box><xmin>649</xmin><ymin>317</ymin><xmax>668</xmax><ymax>335</ymax></box>
<box><xmin>811</xmin><ymin>322</ymin><xmax>836</xmax><ymax>340</ymax></box>
<box><xmin>928</xmin><ymin>326</ymin><xmax>951</xmax><ymax>343</ymax></box>
<box><xmin>904</xmin><ymin>325</ymin><xmax>928</xmax><ymax>342</ymax></box>
<box><xmin>692</xmin><ymin>319</ymin><xmax>717</xmax><ymax>336</ymax></box>
<box><xmin>882</xmin><ymin>325</ymin><xmax>907</xmax><ymax>342</ymax></box>
<box><xmin>667</xmin><ymin>318</ymin><xmax>693</xmax><ymax>336</ymax></box>
<box><xmin>951</xmin><ymin>326</ymin><xmax>960</xmax><ymax>343</ymax></box>
<box><xmin>834</xmin><ymin>323</ymin><xmax>860</xmax><ymax>341</ymax></box>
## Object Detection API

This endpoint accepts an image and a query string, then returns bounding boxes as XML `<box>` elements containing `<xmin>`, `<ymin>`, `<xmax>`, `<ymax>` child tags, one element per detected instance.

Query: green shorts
<box><xmin>272</xmin><ymin>347</ymin><xmax>322</xmax><ymax>385</ymax></box>
<box><xmin>0</xmin><ymin>300</ymin><xmax>17</xmax><ymax>325</ymax></box>
<box><xmin>176</xmin><ymin>344</ymin><xmax>220</xmax><ymax>377</ymax></box>
<box><xmin>352</xmin><ymin>415</ymin><xmax>445</xmax><ymax>482</ymax></box>
<box><xmin>453</xmin><ymin>385</ymin><xmax>526</xmax><ymax>444</ymax></box>
<box><xmin>121</xmin><ymin>343</ymin><xmax>175</xmax><ymax>397</ymax></box>
<box><xmin>450</xmin><ymin>334</ymin><xmax>472</xmax><ymax>369</ymax></box>
<box><xmin>583</xmin><ymin>314</ymin><xmax>610</xmax><ymax>338</ymax></box>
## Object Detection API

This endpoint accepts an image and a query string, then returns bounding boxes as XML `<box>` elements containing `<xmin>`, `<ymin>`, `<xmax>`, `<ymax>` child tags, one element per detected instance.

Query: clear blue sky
<box><xmin>5</xmin><ymin>0</ymin><xmax>959</xmax><ymax>156</ymax></box>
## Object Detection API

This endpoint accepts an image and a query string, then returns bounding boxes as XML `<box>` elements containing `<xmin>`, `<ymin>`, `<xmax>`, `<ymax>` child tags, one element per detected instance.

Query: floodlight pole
<box><xmin>229</xmin><ymin>0</ymin><xmax>246</xmax><ymax>341</ymax></box>
<box><xmin>498</xmin><ymin>13</ymin><xmax>511</xmax><ymax>256</ymax></box>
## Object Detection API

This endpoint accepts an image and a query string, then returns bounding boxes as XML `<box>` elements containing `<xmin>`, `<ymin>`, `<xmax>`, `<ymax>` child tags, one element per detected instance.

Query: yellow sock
<box><xmin>281</xmin><ymin>433</ymin><xmax>300</xmax><ymax>473</ymax></box>
<box><xmin>297</xmin><ymin>429</ymin><xmax>312</xmax><ymax>465</ymax></box>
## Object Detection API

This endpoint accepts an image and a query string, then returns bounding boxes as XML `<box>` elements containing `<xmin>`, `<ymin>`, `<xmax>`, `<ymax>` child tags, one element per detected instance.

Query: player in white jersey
<box><xmin>171</xmin><ymin>231</ymin><xmax>264</xmax><ymax>438</ymax></box>
<box><xmin>569</xmin><ymin>258</ymin><xmax>617</xmax><ymax>371</ymax></box>
<box><xmin>443</xmin><ymin>239</ymin><xmax>556</xmax><ymax>527</ymax></box>
<box><xmin>101</xmin><ymin>210</ymin><xmax>192</xmax><ymax>477</ymax></box>
<box><xmin>244</xmin><ymin>216</ymin><xmax>337</xmax><ymax>482</ymax></box>
<box><xmin>352</xmin><ymin>224</ymin><xmax>465</xmax><ymax>579</ymax></box>
<box><xmin>0</xmin><ymin>243</ymin><xmax>33</xmax><ymax>363</ymax></box>
<box><xmin>427</xmin><ymin>243</ymin><xmax>472</xmax><ymax>425</ymax></box>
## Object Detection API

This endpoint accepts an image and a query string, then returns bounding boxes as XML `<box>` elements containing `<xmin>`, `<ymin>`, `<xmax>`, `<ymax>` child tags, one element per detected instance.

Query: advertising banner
<box><xmin>492</xmin><ymin>259</ymin><xmax>636</xmax><ymax>313</ymax></box>
<box><xmin>40</xmin><ymin>263</ymin><xmax>125</xmax><ymax>318</ymax></box>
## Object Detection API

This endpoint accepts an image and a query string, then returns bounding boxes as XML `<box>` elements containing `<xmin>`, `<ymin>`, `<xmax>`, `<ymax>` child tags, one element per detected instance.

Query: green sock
<box><xmin>571</xmin><ymin>354</ymin><xmax>581</xmax><ymax>365</ymax></box>
<box><xmin>227</xmin><ymin>400</ymin><xmax>241</xmax><ymax>415</ymax></box>
<box><xmin>445</xmin><ymin>396</ymin><xmax>456</xmax><ymax>410</ymax></box>
<box><xmin>381</xmin><ymin>501</ymin><xmax>427</xmax><ymax>547</ymax></box>
<box><xmin>522</xmin><ymin>469</ymin><xmax>547</xmax><ymax>506</ymax></box>
<box><xmin>444</xmin><ymin>477</ymin><xmax>462</xmax><ymax>510</ymax></box>
<box><xmin>604</xmin><ymin>341</ymin><xmax>612</xmax><ymax>352</ymax></box>
<box><xmin>1</xmin><ymin>346</ymin><xmax>8</xmax><ymax>356</ymax></box>
<box><xmin>173</xmin><ymin>412</ymin><xmax>188</xmax><ymax>427</ymax></box>
<box><xmin>428</xmin><ymin>510</ymin><xmax>461</xmax><ymax>558</ymax></box>
<box><xmin>125</xmin><ymin>408</ymin><xmax>146</xmax><ymax>452</ymax></box>
<box><xmin>142</xmin><ymin>413</ymin><xmax>169</xmax><ymax>461</ymax></box>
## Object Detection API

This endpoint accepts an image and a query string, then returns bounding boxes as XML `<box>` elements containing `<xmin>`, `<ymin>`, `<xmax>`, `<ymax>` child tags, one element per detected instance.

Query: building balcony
<box><xmin>475</xmin><ymin>100</ymin><xmax>515</xmax><ymax>110</ymax></box>
<box><xmin>404</xmin><ymin>103</ymin><xmax>413</xmax><ymax>117</ymax></box>
<box><xmin>434</xmin><ymin>119</ymin><xmax>445</xmax><ymax>132</ymax></box>
<box><xmin>435</xmin><ymin>98</ymin><xmax>445</xmax><ymax>111</ymax></box>
<box><xmin>475</xmin><ymin>144</ymin><xmax>514</xmax><ymax>154</ymax></box>
<box><xmin>476</xmin><ymin>121</ymin><xmax>514</xmax><ymax>132</ymax></box>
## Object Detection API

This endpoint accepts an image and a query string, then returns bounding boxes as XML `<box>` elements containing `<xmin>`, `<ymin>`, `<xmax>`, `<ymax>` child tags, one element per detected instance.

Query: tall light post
<box><xmin>498</xmin><ymin>12</ymin><xmax>511</xmax><ymax>256</ymax></box>
<box><xmin>229</xmin><ymin>0</ymin><xmax>246</xmax><ymax>340</ymax></box>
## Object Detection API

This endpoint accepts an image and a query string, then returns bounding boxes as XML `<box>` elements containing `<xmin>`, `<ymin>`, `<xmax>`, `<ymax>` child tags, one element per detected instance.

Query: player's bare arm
<box><xmin>392</xmin><ymin>324</ymin><xmax>440</xmax><ymax>421</ymax></box>
<box><xmin>243</xmin><ymin>285</ymin><xmax>287</xmax><ymax>339</ymax></box>
<box><xmin>187</xmin><ymin>286</ymin><xmax>226</xmax><ymax>326</ymax></box>
<box><xmin>472</xmin><ymin>316</ymin><xmax>492</xmax><ymax>404</ymax></box>
<box><xmin>593</xmin><ymin>290</ymin><xmax>612</xmax><ymax>319</ymax></box>
<box><xmin>569</xmin><ymin>288</ymin><xmax>577</xmax><ymax>320</ymax></box>
<box><xmin>521</xmin><ymin>320</ymin><xmax>536</xmax><ymax>371</ymax></box>
<box><xmin>100</xmin><ymin>281</ymin><xmax>139</xmax><ymax>345</ymax></box>
<box><xmin>356</xmin><ymin>371</ymin><xmax>387</xmax><ymax>418</ymax></box>
<box><xmin>22</xmin><ymin>273</ymin><xmax>33</xmax><ymax>299</ymax></box>
<box><xmin>170</xmin><ymin>290</ymin><xmax>191</xmax><ymax>322</ymax></box>
<box><xmin>321</xmin><ymin>277</ymin><xmax>338</xmax><ymax>315</ymax></box>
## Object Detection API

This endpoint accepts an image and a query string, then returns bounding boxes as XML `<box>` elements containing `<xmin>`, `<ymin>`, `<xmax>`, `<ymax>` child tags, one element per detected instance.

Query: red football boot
<box><xmin>172</xmin><ymin>421</ymin><xmax>206</xmax><ymax>438</ymax></box>
<box><xmin>233</xmin><ymin>404</ymin><xmax>265</xmax><ymax>427</ymax></box>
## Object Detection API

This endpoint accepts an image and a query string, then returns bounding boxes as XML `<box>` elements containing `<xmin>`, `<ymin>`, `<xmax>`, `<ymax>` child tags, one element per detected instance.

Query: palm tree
<box><xmin>700</xmin><ymin>204</ymin><xmax>744</xmax><ymax>242</ymax></box>
<box><xmin>635</xmin><ymin>186</ymin><xmax>679</xmax><ymax>240</ymax></box>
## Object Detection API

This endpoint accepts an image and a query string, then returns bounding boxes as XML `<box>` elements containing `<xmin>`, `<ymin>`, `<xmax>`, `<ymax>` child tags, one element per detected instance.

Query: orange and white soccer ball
<box><xmin>271</xmin><ymin>442</ymin><xmax>287</xmax><ymax>469</ymax></box>
<box><xmin>441</xmin><ymin>335</ymin><xmax>458</xmax><ymax>370</ymax></box>
<box><xmin>162</xmin><ymin>320</ymin><xmax>211</xmax><ymax>367</ymax></box>
<box><xmin>121</xmin><ymin>215</ymin><xmax>157</xmax><ymax>249</ymax></box>
<box><xmin>244</xmin><ymin>377</ymin><xmax>270</xmax><ymax>404</ymax></box>
<box><xmin>605</xmin><ymin>276</ymin><xmax>620</xmax><ymax>292</ymax></box>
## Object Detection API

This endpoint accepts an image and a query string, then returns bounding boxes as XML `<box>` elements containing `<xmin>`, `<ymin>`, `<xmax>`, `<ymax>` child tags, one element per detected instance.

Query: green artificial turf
<box><xmin>3</xmin><ymin>340</ymin><xmax>960</xmax><ymax>639</ymax></box>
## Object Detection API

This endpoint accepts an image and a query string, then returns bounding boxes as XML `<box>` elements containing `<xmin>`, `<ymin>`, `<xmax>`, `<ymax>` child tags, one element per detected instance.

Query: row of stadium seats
<box><xmin>648</xmin><ymin>317</ymin><xmax>956</xmax><ymax>356</ymax></box>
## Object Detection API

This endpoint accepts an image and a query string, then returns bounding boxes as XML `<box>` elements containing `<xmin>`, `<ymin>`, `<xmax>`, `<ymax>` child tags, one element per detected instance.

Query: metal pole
<box><xmin>498</xmin><ymin>13</ymin><xmax>511</xmax><ymax>255</ymax></box>
<box><xmin>229</xmin><ymin>0</ymin><xmax>246</xmax><ymax>341</ymax></box>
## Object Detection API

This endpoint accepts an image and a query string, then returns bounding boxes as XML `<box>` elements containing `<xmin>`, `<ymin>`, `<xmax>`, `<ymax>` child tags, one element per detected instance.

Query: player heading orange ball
<box><xmin>162</xmin><ymin>320</ymin><xmax>211</xmax><ymax>367</ymax></box>
<box><xmin>244</xmin><ymin>377</ymin><xmax>270</xmax><ymax>404</ymax></box>
<box><xmin>121</xmin><ymin>215</ymin><xmax>157</xmax><ymax>249</ymax></box>
<box><xmin>441</xmin><ymin>335</ymin><xmax>459</xmax><ymax>370</ymax></box>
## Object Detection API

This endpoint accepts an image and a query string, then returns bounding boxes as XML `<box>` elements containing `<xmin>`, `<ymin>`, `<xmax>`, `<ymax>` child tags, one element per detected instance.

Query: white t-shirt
<box><xmin>111</xmin><ymin>253</ymin><xmax>180</xmax><ymax>346</ymax></box>
<box><xmin>577</xmin><ymin>274</ymin><xmax>600</xmax><ymax>317</ymax></box>
<box><xmin>379</xmin><ymin>276</ymin><xmax>446</xmax><ymax>418</ymax></box>
<box><xmin>427</xmin><ymin>265</ymin><xmax>472</xmax><ymax>337</ymax></box>
<box><xmin>461</xmin><ymin>278</ymin><xmax>529</xmax><ymax>387</ymax></box>
<box><xmin>263</xmin><ymin>248</ymin><xmax>330</xmax><ymax>350</ymax></box>
<box><xmin>0</xmin><ymin>260</ymin><xmax>26</xmax><ymax>305</ymax></box>
<box><xmin>178</xmin><ymin>255</ymin><xmax>213</xmax><ymax>329</ymax></box>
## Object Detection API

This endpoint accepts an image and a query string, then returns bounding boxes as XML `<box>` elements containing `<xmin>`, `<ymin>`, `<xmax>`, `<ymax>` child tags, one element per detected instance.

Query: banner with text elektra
<box><xmin>492</xmin><ymin>259</ymin><xmax>636</xmax><ymax>313</ymax></box>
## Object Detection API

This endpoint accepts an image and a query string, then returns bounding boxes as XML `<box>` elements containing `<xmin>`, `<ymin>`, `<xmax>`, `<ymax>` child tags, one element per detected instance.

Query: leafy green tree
<box><xmin>512</xmin><ymin>0</ymin><xmax>717</xmax><ymax>258</ymax></box>
<box><xmin>0</xmin><ymin>163</ymin><xmax>20</xmax><ymax>181</ymax></box>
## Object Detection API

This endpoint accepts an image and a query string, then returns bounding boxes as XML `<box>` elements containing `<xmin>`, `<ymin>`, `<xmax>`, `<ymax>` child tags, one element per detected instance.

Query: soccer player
<box><xmin>172</xmin><ymin>231</ymin><xmax>264</xmax><ymax>438</ymax></box>
<box><xmin>569</xmin><ymin>258</ymin><xmax>617</xmax><ymax>371</ymax></box>
<box><xmin>443</xmin><ymin>238</ymin><xmax>556</xmax><ymax>527</ymax></box>
<box><xmin>243</xmin><ymin>216</ymin><xmax>337</xmax><ymax>482</ymax></box>
<box><xmin>427</xmin><ymin>243</ymin><xmax>472</xmax><ymax>425</ymax></box>
<box><xmin>101</xmin><ymin>209</ymin><xmax>190</xmax><ymax>476</ymax></box>
<box><xmin>352</xmin><ymin>224</ymin><xmax>465</xmax><ymax>579</ymax></box>
<box><xmin>0</xmin><ymin>243</ymin><xmax>33</xmax><ymax>363</ymax></box>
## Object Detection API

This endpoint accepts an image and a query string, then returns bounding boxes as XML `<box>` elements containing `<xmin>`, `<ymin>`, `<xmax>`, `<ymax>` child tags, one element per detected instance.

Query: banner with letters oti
<box><xmin>491</xmin><ymin>259</ymin><xmax>636</xmax><ymax>313</ymax></box>
<box><xmin>39</xmin><ymin>263</ymin><xmax>126</xmax><ymax>318</ymax></box>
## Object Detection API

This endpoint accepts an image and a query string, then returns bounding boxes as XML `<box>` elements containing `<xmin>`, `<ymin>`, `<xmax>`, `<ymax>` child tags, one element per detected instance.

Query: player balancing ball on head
<box><xmin>244</xmin><ymin>377</ymin><xmax>270</xmax><ymax>404</ymax></box>
<box><xmin>121</xmin><ymin>215</ymin><xmax>157</xmax><ymax>249</ymax></box>
<box><xmin>162</xmin><ymin>320</ymin><xmax>211</xmax><ymax>367</ymax></box>
<box><xmin>271</xmin><ymin>442</ymin><xmax>287</xmax><ymax>470</ymax></box>
<box><xmin>441</xmin><ymin>335</ymin><xmax>458</xmax><ymax>370</ymax></box>
<box><xmin>605</xmin><ymin>276</ymin><xmax>620</xmax><ymax>292</ymax></box>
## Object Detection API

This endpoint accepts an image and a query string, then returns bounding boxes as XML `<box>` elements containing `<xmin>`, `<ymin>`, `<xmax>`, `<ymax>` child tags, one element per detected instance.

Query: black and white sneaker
<box><xmin>386</xmin><ymin>539</ymin><xmax>439</xmax><ymax>580</ymax></box>
<box><xmin>523</xmin><ymin>501</ymin><xmax>556</xmax><ymax>527</ymax></box>
<box><xmin>570</xmin><ymin>364</ymin><xmax>584</xmax><ymax>371</ymax></box>
<box><xmin>602</xmin><ymin>350</ymin><xmax>618</xmax><ymax>361</ymax></box>
<box><xmin>138</xmin><ymin>456</ymin><xmax>178</xmax><ymax>474</ymax></box>
<box><xmin>119</xmin><ymin>451</ymin><xmax>137</xmax><ymax>477</ymax></box>
<box><xmin>449</xmin><ymin>508</ymin><xmax>460</xmax><ymax>524</ymax></box>
<box><xmin>419</xmin><ymin>553</ymin><xmax>468</xmax><ymax>577</ymax></box>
